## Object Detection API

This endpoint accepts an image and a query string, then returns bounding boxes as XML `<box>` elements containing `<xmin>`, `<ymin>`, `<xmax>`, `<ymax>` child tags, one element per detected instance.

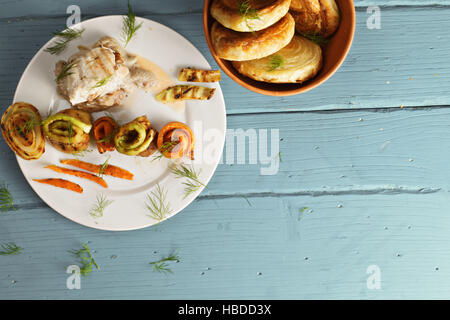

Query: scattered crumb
<box><xmin>379</xmin><ymin>128</ymin><xmax>383</xmax><ymax>131</ymax></box>
<box><xmin>434</xmin><ymin>74</ymin><xmax>438</xmax><ymax>77</ymax></box>
<box><xmin>400</xmin><ymin>104</ymin><xmax>404</xmax><ymax>108</ymax></box>
<box><xmin>148</xmin><ymin>27</ymin><xmax>152</xmax><ymax>31</ymax></box>
<box><xmin>409</xmin><ymin>159</ymin><xmax>414</xmax><ymax>163</ymax></box>
<box><xmin>337</xmin><ymin>204</ymin><xmax>343</xmax><ymax>208</ymax></box>
<box><xmin>359</xmin><ymin>118</ymin><xmax>363</xmax><ymax>122</ymax></box>
<box><xmin>409</xmin><ymin>77</ymin><xmax>413</xmax><ymax>80</ymax></box>
<box><xmin>386</xmin><ymin>80</ymin><xmax>390</xmax><ymax>84</ymax></box>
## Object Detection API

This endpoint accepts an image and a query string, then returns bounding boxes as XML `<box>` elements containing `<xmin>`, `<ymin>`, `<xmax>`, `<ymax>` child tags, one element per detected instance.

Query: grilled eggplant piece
<box><xmin>155</xmin><ymin>85</ymin><xmax>216</xmax><ymax>103</ymax></box>
<box><xmin>42</xmin><ymin>108</ymin><xmax>92</xmax><ymax>154</ymax></box>
<box><xmin>114</xmin><ymin>116</ymin><xmax>156</xmax><ymax>156</ymax></box>
<box><xmin>1</xmin><ymin>102</ymin><xmax>45</xmax><ymax>160</ymax></box>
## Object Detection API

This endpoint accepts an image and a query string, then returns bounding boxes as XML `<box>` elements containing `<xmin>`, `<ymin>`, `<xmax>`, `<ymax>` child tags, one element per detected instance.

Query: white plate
<box><xmin>13</xmin><ymin>16</ymin><xmax>226</xmax><ymax>231</ymax></box>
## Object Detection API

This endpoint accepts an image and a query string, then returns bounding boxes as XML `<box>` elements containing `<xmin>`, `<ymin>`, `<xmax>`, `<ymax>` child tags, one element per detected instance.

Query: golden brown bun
<box><xmin>210</xmin><ymin>0</ymin><xmax>291</xmax><ymax>32</ymax></box>
<box><xmin>290</xmin><ymin>0</ymin><xmax>339</xmax><ymax>37</ymax></box>
<box><xmin>232</xmin><ymin>35</ymin><xmax>322</xmax><ymax>83</ymax></box>
<box><xmin>211</xmin><ymin>12</ymin><xmax>295</xmax><ymax>61</ymax></box>
<box><xmin>319</xmin><ymin>0</ymin><xmax>340</xmax><ymax>37</ymax></box>
<box><xmin>290</xmin><ymin>0</ymin><xmax>320</xmax><ymax>12</ymax></box>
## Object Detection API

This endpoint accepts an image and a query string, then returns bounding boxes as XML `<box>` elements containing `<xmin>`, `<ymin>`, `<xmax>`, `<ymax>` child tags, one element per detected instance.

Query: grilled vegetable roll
<box><xmin>114</xmin><ymin>116</ymin><xmax>156</xmax><ymax>156</ymax></box>
<box><xmin>42</xmin><ymin>108</ymin><xmax>92</xmax><ymax>154</ymax></box>
<box><xmin>1</xmin><ymin>102</ymin><xmax>45</xmax><ymax>160</ymax></box>
<box><xmin>157</xmin><ymin>121</ymin><xmax>195</xmax><ymax>160</ymax></box>
<box><xmin>93</xmin><ymin>116</ymin><xmax>119</xmax><ymax>154</ymax></box>
<box><xmin>155</xmin><ymin>85</ymin><xmax>216</xmax><ymax>103</ymax></box>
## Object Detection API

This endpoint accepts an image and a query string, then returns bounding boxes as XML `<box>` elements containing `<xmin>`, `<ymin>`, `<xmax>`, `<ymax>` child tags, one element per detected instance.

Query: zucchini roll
<box><xmin>42</xmin><ymin>108</ymin><xmax>92</xmax><ymax>154</ymax></box>
<box><xmin>114</xmin><ymin>116</ymin><xmax>156</xmax><ymax>156</ymax></box>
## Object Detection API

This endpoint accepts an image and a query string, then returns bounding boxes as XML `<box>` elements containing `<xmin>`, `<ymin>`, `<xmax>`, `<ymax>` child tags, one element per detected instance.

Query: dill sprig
<box><xmin>0</xmin><ymin>242</ymin><xmax>23</xmax><ymax>255</ymax></box>
<box><xmin>45</xmin><ymin>27</ymin><xmax>85</xmax><ymax>55</ymax></box>
<box><xmin>16</xmin><ymin>115</ymin><xmax>42</xmax><ymax>136</ymax></box>
<box><xmin>89</xmin><ymin>194</ymin><xmax>113</xmax><ymax>218</ymax></box>
<box><xmin>72</xmin><ymin>149</ymin><xmax>94</xmax><ymax>158</ymax></box>
<box><xmin>268</xmin><ymin>55</ymin><xmax>285</xmax><ymax>71</ymax></box>
<box><xmin>151</xmin><ymin>140</ymin><xmax>179</xmax><ymax>162</ymax></box>
<box><xmin>302</xmin><ymin>33</ymin><xmax>328</xmax><ymax>46</ymax></box>
<box><xmin>97</xmin><ymin>129</ymin><xmax>117</xmax><ymax>143</ymax></box>
<box><xmin>150</xmin><ymin>251</ymin><xmax>180</xmax><ymax>274</ymax></box>
<box><xmin>145</xmin><ymin>183</ymin><xmax>172</xmax><ymax>221</ymax></box>
<box><xmin>169</xmin><ymin>164</ymin><xmax>206</xmax><ymax>199</ymax></box>
<box><xmin>67</xmin><ymin>121</ymin><xmax>73</xmax><ymax>145</ymax></box>
<box><xmin>56</xmin><ymin>62</ymin><xmax>76</xmax><ymax>82</ymax></box>
<box><xmin>238</xmin><ymin>0</ymin><xmax>260</xmax><ymax>30</ymax></box>
<box><xmin>0</xmin><ymin>183</ymin><xmax>14</xmax><ymax>211</ymax></box>
<box><xmin>69</xmin><ymin>243</ymin><xmax>100</xmax><ymax>276</ymax></box>
<box><xmin>98</xmin><ymin>156</ymin><xmax>111</xmax><ymax>177</ymax></box>
<box><xmin>122</xmin><ymin>0</ymin><xmax>142</xmax><ymax>47</ymax></box>
<box><xmin>91</xmin><ymin>75</ymin><xmax>112</xmax><ymax>89</ymax></box>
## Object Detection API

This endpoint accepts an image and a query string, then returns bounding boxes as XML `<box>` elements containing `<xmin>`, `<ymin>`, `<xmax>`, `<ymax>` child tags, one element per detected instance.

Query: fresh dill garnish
<box><xmin>277</xmin><ymin>151</ymin><xmax>282</xmax><ymax>162</ymax></box>
<box><xmin>89</xmin><ymin>194</ymin><xmax>113</xmax><ymax>218</ymax></box>
<box><xmin>0</xmin><ymin>242</ymin><xmax>23</xmax><ymax>255</ymax></box>
<box><xmin>98</xmin><ymin>156</ymin><xmax>111</xmax><ymax>177</ymax></box>
<box><xmin>0</xmin><ymin>183</ymin><xmax>14</xmax><ymax>211</ymax></box>
<box><xmin>298</xmin><ymin>207</ymin><xmax>313</xmax><ymax>221</ymax></box>
<box><xmin>268</xmin><ymin>55</ymin><xmax>285</xmax><ymax>71</ymax></box>
<box><xmin>145</xmin><ymin>183</ymin><xmax>172</xmax><ymax>221</ymax></box>
<box><xmin>91</xmin><ymin>75</ymin><xmax>112</xmax><ymax>89</ymax></box>
<box><xmin>302</xmin><ymin>33</ymin><xmax>328</xmax><ymax>46</ymax></box>
<box><xmin>122</xmin><ymin>0</ymin><xmax>142</xmax><ymax>47</ymax></box>
<box><xmin>238</xmin><ymin>0</ymin><xmax>260</xmax><ymax>30</ymax></box>
<box><xmin>16</xmin><ymin>115</ymin><xmax>42</xmax><ymax>136</ymax></box>
<box><xmin>169</xmin><ymin>164</ymin><xmax>206</xmax><ymax>199</ymax></box>
<box><xmin>72</xmin><ymin>149</ymin><xmax>94</xmax><ymax>158</ymax></box>
<box><xmin>69</xmin><ymin>243</ymin><xmax>100</xmax><ymax>276</ymax></box>
<box><xmin>56</xmin><ymin>62</ymin><xmax>75</xmax><ymax>82</ymax></box>
<box><xmin>67</xmin><ymin>121</ymin><xmax>73</xmax><ymax>145</ymax></box>
<box><xmin>242</xmin><ymin>195</ymin><xmax>252</xmax><ymax>207</ymax></box>
<box><xmin>149</xmin><ymin>251</ymin><xmax>180</xmax><ymax>274</ymax></box>
<box><xmin>151</xmin><ymin>140</ymin><xmax>179</xmax><ymax>162</ymax></box>
<box><xmin>97</xmin><ymin>130</ymin><xmax>117</xmax><ymax>143</ymax></box>
<box><xmin>45</xmin><ymin>27</ymin><xmax>85</xmax><ymax>55</ymax></box>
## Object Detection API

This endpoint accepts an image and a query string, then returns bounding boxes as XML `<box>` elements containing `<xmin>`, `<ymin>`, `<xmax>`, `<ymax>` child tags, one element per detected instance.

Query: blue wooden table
<box><xmin>1</xmin><ymin>0</ymin><xmax>450</xmax><ymax>299</ymax></box>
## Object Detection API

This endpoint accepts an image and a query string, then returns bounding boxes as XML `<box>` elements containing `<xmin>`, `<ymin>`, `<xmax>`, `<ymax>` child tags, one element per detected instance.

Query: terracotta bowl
<box><xmin>203</xmin><ymin>0</ymin><xmax>355</xmax><ymax>96</ymax></box>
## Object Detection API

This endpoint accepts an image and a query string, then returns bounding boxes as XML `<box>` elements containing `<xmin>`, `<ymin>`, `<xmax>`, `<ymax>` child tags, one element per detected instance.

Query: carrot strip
<box><xmin>93</xmin><ymin>116</ymin><xmax>119</xmax><ymax>154</ymax></box>
<box><xmin>33</xmin><ymin>178</ymin><xmax>83</xmax><ymax>194</ymax></box>
<box><xmin>45</xmin><ymin>165</ymin><xmax>108</xmax><ymax>188</ymax></box>
<box><xmin>60</xmin><ymin>159</ymin><xmax>134</xmax><ymax>180</ymax></box>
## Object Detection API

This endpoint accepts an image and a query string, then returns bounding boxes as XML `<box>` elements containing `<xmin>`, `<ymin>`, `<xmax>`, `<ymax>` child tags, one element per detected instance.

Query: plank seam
<box><xmin>227</xmin><ymin>105</ymin><xmax>450</xmax><ymax>117</ymax></box>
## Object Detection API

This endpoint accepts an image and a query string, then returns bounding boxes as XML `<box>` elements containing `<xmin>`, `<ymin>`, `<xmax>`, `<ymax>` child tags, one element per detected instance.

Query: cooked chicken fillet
<box><xmin>55</xmin><ymin>36</ymin><xmax>157</xmax><ymax>112</ymax></box>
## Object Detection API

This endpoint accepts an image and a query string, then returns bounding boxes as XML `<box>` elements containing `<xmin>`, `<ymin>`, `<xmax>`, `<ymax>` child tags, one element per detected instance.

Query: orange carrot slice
<box><xmin>33</xmin><ymin>178</ymin><xmax>83</xmax><ymax>193</ymax></box>
<box><xmin>93</xmin><ymin>116</ymin><xmax>119</xmax><ymax>154</ymax></box>
<box><xmin>45</xmin><ymin>165</ymin><xmax>108</xmax><ymax>188</ymax></box>
<box><xmin>60</xmin><ymin>159</ymin><xmax>134</xmax><ymax>180</ymax></box>
<box><xmin>157</xmin><ymin>121</ymin><xmax>195</xmax><ymax>160</ymax></box>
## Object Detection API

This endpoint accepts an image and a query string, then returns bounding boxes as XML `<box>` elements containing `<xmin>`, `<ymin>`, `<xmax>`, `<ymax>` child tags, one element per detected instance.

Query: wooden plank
<box><xmin>2</xmin><ymin>107</ymin><xmax>450</xmax><ymax>208</ymax></box>
<box><xmin>0</xmin><ymin>0</ymin><xmax>447</xmax><ymax>20</ymax></box>
<box><xmin>1</xmin><ymin>7</ymin><xmax>450</xmax><ymax>114</ymax></box>
<box><xmin>1</xmin><ymin>192</ymin><xmax>449</xmax><ymax>299</ymax></box>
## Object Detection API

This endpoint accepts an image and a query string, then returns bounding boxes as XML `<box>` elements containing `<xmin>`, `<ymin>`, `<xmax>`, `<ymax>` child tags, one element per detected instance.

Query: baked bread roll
<box><xmin>232</xmin><ymin>35</ymin><xmax>322</xmax><ymax>83</ymax></box>
<box><xmin>211</xmin><ymin>12</ymin><xmax>295</xmax><ymax>61</ymax></box>
<box><xmin>290</xmin><ymin>0</ymin><xmax>340</xmax><ymax>38</ymax></box>
<box><xmin>210</xmin><ymin>0</ymin><xmax>291</xmax><ymax>32</ymax></box>
<box><xmin>319</xmin><ymin>0</ymin><xmax>340</xmax><ymax>37</ymax></box>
